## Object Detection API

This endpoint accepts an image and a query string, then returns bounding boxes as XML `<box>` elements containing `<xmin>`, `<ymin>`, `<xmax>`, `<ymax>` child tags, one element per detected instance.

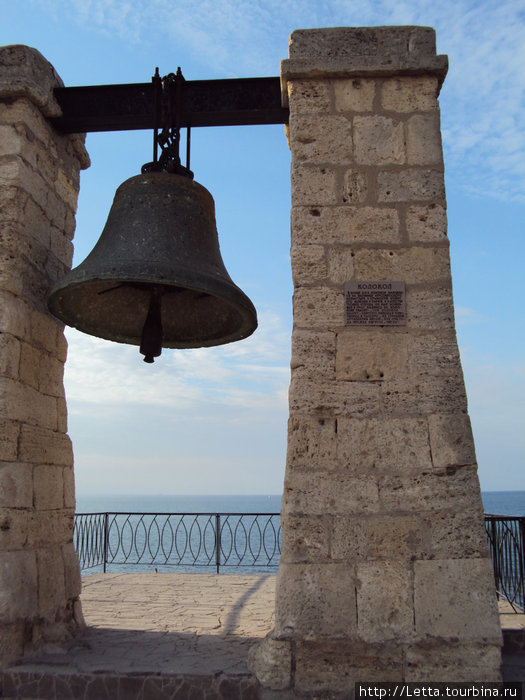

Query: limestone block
<box><xmin>405</xmin><ymin>641</ymin><xmax>502</xmax><ymax>682</ymax></box>
<box><xmin>0</xmin><ymin>377</ymin><xmax>57</xmax><ymax>429</ymax></box>
<box><xmin>0</xmin><ymin>621</ymin><xmax>25</xmax><ymax>666</ymax></box>
<box><xmin>290</xmin><ymin>114</ymin><xmax>352</xmax><ymax>164</ymax></box>
<box><xmin>0</xmin><ymin>419</ymin><xmax>19</xmax><ymax>461</ymax></box>
<box><xmin>56</xmin><ymin>329</ymin><xmax>68</xmax><ymax>363</ymax></box>
<box><xmin>33</xmin><ymin>464</ymin><xmax>64</xmax><ymax>509</ymax></box>
<box><xmin>0</xmin><ymin>331</ymin><xmax>20</xmax><ymax>380</ymax></box>
<box><xmin>30</xmin><ymin>308</ymin><xmax>60</xmax><ymax>355</ymax></box>
<box><xmin>0</xmin><ymin>100</ymin><xmax>52</xmax><ymax>149</ymax></box>
<box><xmin>49</xmin><ymin>226</ymin><xmax>74</xmax><ymax>267</ymax></box>
<box><xmin>336</xmin><ymin>416</ymin><xmax>432</xmax><ymax>472</ymax></box>
<box><xmin>332</xmin><ymin>514</ymin><xmax>429</xmax><ymax>561</ymax></box>
<box><xmin>63</xmin><ymin>465</ymin><xmax>76</xmax><ymax>509</ymax></box>
<box><xmin>0</xmin><ymin>506</ymin><xmax>32</xmax><ymax>549</ymax></box>
<box><xmin>280</xmin><ymin>514</ymin><xmax>331</xmax><ymax>562</ymax></box>
<box><xmin>427</xmin><ymin>508</ymin><xmax>489</xmax><ymax>559</ymax></box>
<box><xmin>18</xmin><ymin>424</ymin><xmax>73</xmax><ymax>465</ymax></box>
<box><xmin>380</xmin><ymin>373</ymin><xmax>469</xmax><ymax>414</ymax></box>
<box><xmin>291</xmin><ymin>165</ymin><xmax>337</xmax><ymax>206</ymax></box>
<box><xmin>287</xmin><ymin>79</ymin><xmax>331</xmax><ymax>114</ymax></box>
<box><xmin>19</xmin><ymin>340</ymin><xmax>40</xmax><ymax>389</ymax></box>
<box><xmin>407</xmin><ymin>113</ymin><xmax>443</xmax><ymax>165</ymax></box>
<box><xmin>378</xmin><ymin>465</ymin><xmax>483</xmax><ymax>514</ymax></box>
<box><xmin>326</xmin><ymin>246</ymin><xmax>355</xmax><ymax>284</ymax></box>
<box><xmin>381</xmin><ymin>77</ymin><xmax>439</xmax><ymax>112</ymax></box>
<box><xmin>37</xmin><ymin>546</ymin><xmax>65</xmax><ymax>620</ymax></box>
<box><xmin>290</xmin><ymin>244</ymin><xmax>327</xmax><ymax>285</ymax></box>
<box><xmin>414</xmin><ymin>558</ymin><xmax>502</xmax><ymax>642</ymax></box>
<box><xmin>353</xmin><ymin>115</ymin><xmax>406</xmax><ymax>165</ymax></box>
<box><xmin>62</xmin><ymin>542</ymin><xmax>81</xmax><ymax>599</ymax></box>
<box><xmin>19</xmin><ymin>193</ymin><xmax>53</xmax><ymax>248</ymax></box>
<box><xmin>294</xmin><ymin>639</ymin><xmax>403</xmax><ymax>694</ymax></box>
<box><xmin>38</xmin><ymin>354</ymin><xmax>65</xmax><ymax>398</ymax></box>
<box><xmin>0</xmin><ymin>289</ymin><xmax>31</xmax><ymax>339</ymax></box>
<box><xmin>0</xmin><ymin>158</ymin><xmax>49</xmax><ymax>211</ymax></box>
<box><xmin>0</xmin><ymin>549</ymin><xmax>37</xmax><ymax>621</ymax></box>
<box><xmin>55</xmin><ymin>167</ymin><xmax>79</xmax><ymax>212</ymax></box>
<box><xmin>336</xmin><ymin>329</ymin><xmax>408</xmax><ymax>381</ymax></box>
<box><xmin>287</xmin><ymin>414</ymin><xmax>338</xmax><ymax>470</ymax></box>
<box><xmin>292</xmin><ymin>205</ymin><xmax>400</xmax><ymax>245</ymax></box>
<box><xmin>292</xmin><ymin>286</ymin><xmax>343</xmax><ymax>329</ymax></box>
<box><xmin>408</xmin><ymin>332</ymin><xmax>462</xmax><ymax>377</ymax></box>
<box><xmin>0</xmin><ymin>463</ymin><xmax>33</xmax><ymax>508</ymax></box>
<box><xmin>275</xmin><ymin>562</ymin><xmax>357</xmax><ymax>638</ymax></box>
<box><xmin>333</xmin><ymin>77</ymin><xmax>375</xmax><ymax>112</ymax></box>
<box><xmin>428</xmin><ymin>413</ymin><xmax>476</xmax><ymax>468</ymax></box>
<box><xmin>357</xmin><ymin>561</ymin><xmax>414</xmax><ymax>641</ymax></box>
<box><xmin>27</xmin><ymin>510</ymin><xmax>74</xmax><ymax>548</ymax></box>
<box><xmin>353</xmin><ymin>246</ymin><xmax>450</xmax><ymax>284</ymax></box>
<box><xmin>405</xmin><ymin>286</ymin><xmax>455</xmax><ymax>329</ymax></box>
<box><xmin>289</xmin><ymin>376</ymin><xmax>381</xmax><ymax>417</ymax></box>
<box><xmin>56</xmin><ymin>397</ymin><xmax>68</xmax><ymax>433</ymax></box>
<box><xmin>406</xmin><ymin>203</ymin><xmax>447</xmax><ymax>241</ymax></box>
<box><xmin>378</xmin><ymin>168</ymin><xmax>445</xmax><ymax>203</ymax></box>
<box><xmin>291</xmin><ymin>329</ymin><xmax>336</xmax><ymax>379</ymax></box>
<box><xmin>248</xmin><ymin>634</ymin><xmax>292</xmax><ymax>691</ymax></box>
<box><xmin>343</xmin><ymin>168</ymin><xmax>368</xmax><ymax>203</ymax></box>
<box><xmin>0</xmin><ymin>45</ymin><xmax>63</xmax><ymax>116</ymax></box>
<box><xmin>283</xmin><ymin>470</ymin><xmax>379</xmax><ymax>515</ymax></box>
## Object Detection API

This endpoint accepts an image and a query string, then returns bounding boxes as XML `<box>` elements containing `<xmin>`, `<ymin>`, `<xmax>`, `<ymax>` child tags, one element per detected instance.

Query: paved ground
<box><xmin>1</xmin><ymin>572</ymin><xmax>523</xmax><ymax>698</ymax></box>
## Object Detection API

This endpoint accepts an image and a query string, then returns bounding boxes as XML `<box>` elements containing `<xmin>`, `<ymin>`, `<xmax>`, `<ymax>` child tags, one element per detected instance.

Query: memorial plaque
<box><xmin>344</xmin><ymin>281</ymin><xmax>406</xmax><ymax>326</ymax></box>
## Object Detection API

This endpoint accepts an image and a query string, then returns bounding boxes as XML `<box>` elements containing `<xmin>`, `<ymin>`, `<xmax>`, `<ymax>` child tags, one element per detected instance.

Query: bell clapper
<box><xmin>140</xmin><ymin>287</ymin><xmax>164</xmax><ymax>363</ymax></box>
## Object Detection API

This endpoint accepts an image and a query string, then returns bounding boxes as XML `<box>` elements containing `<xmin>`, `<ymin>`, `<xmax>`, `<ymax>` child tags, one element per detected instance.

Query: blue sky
<box><xmin>2</xmin><ymin>0</ymin><xmax>524</xmax><ymax>495</ymax></box>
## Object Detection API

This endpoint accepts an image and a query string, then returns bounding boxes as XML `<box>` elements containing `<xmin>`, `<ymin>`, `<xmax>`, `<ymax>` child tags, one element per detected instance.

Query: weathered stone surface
<box><xmin>292</xmin><ymin>205</ymin><xmax>400</xmax><ymax>245</ymax></box>
<box><xmin>0</xmin><ymin>376</ymin><xmax>57</xmax><ymax>429</ymax></box>
<box><xmin>342</xmin><ymin>168</ymin><xmax>368</xmax><ymax>203</ymax></box>
<box><xmin>275</xmin><ymin>562</ymin><xmax>357</xmax><ymax>638</ymax></box>
<box><xmin>326</xmin><ymin>246</ymin><xmax>355</xmax><ymax>283</ymax></box>
<box><xmin>336</xmin><ymin>416</ymin><xmax>432</xmax><ymax>472</ymax></box>
<box><xmin>381</xmin><ymin>76</ymin><xmax>439</xmax><ymax>112</ymax></box>
<box><xmin>289</xmin><ymin>375</ymin><xmax>381</xmax><ymax>417</ymax></box>
<box><xmin>37</xmin><ymin>546</ymin><xmax>66</xmax><ymax>620</ymax></box>
<box><xmin>292</xmin><ymin>285</ymin><xmax>343</xmax><ymax>329</ymax></box>
<box><xmin>427</xmin><ymin>508</ymin><xmax>489</xmax><ymax>559</ymax></box>
<box><xmin>286</xmin><ymin>415</ymin><xmax>338</xmax><ymax>470</ymax></box>
<box><xmin>407</xmin><ymin>113</ymin><xmax>443</xmax><ymax>165</ymax></box>
<box><xmin>380</xmin><ymin>373</ymin><xmax>469</xmax><ymax>414</ymax></box>
<box><xmin>0</xmin><ymin>332</ymin><xmax>20</xmax><ymax>380</ymax></box>
<box><xmin>406</xmin><ymin>203</ymin><xmax>447</xmax><ymax>241</ymax></box>
<box><xmin>414</xmin><ymin>558</ymin><xmax>502</xmax><ymax>642</ymax></box>
<box><xmin>280</xmin><ymin>514</ymin><xmax>332</xmax><ymax>562</ymax></box>
<box><xmin>62</xmin><ymin>542</ymin><xmax>81</xmax><ymax>600</ymax></box>
<box><xmin>290</xmin><ymin>244</ymin><xmax>327</xmax><ymax>285</ymax></box>
<box><xmin>247</xmin><ymin>634</ymin><xmax>292</xmax><ymax>690</ymax></box>
<box><xmin>18</xmin><ymin>424</ymin><xmax>73</xmax><ymax>465</ymax></box>
<box><xmin>33</xmin><ymin>464</ymin><xmax>64</xmax><ymax>509</ymax></box>
<box><xmin>332</xmin><ymin>514</ymin><xmax>428</xmax><ymax>561</ymax></box>
<box><xmin>290</xmin><ymin>329</ymin><xmax>335</xmax><ymax>379</ymax></box>
<box><xmin>0</xmin><ymin>550</ymin><xmax>37</xmax><ymax>621</ymax></box>
<box><xmin>405</xmin><ymin>286</ymin><xmax>455</xmax><ymax>329</ymax></box>
<box><xmin>357</xmin><ymin>561</ymin><xmax>414</xmax><ymax>641</ymax></box>
<box><xmin>283</xmin><ymin>470</ymin><xmax>379</xmax><ymax>515</ymax></box>
<box><xmin>405</xmin><ymin>642</ymin><xmax>502</xmax><ymax>682</ymax></box>
<box><xmin>0</xmin><ymin>463</ymin><xmax>32</xmax><ymax>508</ymax></box>
<box><xmin>353</xmin><ymin>245</ymin><xmax>451</xmax><ymax>284</ymax></box>
<box><xmin>428</xmin><ymin>412</ymin><xmax>477</xmax><ymax>468</ymax></box>
<box><xmin>333</xmin><ymin>77</ymin><xmax>375</xmax><ymax>112</ymax></box>
<box><xmin>290</xmin><ymin>114</ymin><xmax>353</xmax><ymax>163</ymax></box>
<box><xmin>291</xmin><ymin>165</ymin><xmax>337</xmax><ymax>205</ymax></box>
<box><xmin>378</xmin><ymin>168</ymin><xmax>445</xmax><ymax>202</ymax></box>
<box><xmin>354</xmin><ymin>115</ymin><xmax>406</xmax><ymax>165</ymax></box>
<box><xmin>336</xmin><ymin>329</ymin><xmax>408</xmax><ymax>382</ymax></box>
<box><xmin>287</xmin><ymin>79</ymin><xmax>331</xmax><ymax>114</ymax></box>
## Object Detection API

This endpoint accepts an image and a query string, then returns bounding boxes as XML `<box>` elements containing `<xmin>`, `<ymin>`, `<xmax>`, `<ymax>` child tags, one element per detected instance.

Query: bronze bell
<box><xmin>47</xmin><ymin>171</ymin><xmax>258</xmax><ymax>362</ymax></box>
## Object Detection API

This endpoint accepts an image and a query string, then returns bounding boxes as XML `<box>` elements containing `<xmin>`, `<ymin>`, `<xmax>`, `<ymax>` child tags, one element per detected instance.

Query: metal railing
<box><xmin>485</xmin><ymin>515</ymin><xmax>525</xmax><ymax>613</ymax></box>
<box><xmin>74</xmin><ymin>512</ymin><xmax>525</xmax><ymax>612</ymax></box>
<box><xmin>74</xmin><ymin>512</ymin><xmax>281</xmax><ymax>574</ymax></box>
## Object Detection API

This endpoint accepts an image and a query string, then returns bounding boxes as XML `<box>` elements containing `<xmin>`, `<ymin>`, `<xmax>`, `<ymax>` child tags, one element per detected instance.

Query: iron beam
<box><xmin>51</xmin><ymin>76</ymin><xmax>288</xmax><ymax>133</ymax></box>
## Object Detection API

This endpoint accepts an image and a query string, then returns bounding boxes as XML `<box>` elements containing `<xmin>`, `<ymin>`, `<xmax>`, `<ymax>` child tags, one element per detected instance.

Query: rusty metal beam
<box><xmin>51</xmin><ymin>76</ymin><xmax>288</xmax><ymax>133</ymax></box>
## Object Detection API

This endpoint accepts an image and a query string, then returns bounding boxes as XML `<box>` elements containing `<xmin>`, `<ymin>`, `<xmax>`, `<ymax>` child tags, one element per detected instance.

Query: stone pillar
<box><xmin>0</xmin><ymin>45</ymin><xmax>89</xmax><ymax>665</ymax></box>
<box><xmin>250</xmin><ymin>27</ymin><xmax>502</xmax><ymax>694</ymax></box>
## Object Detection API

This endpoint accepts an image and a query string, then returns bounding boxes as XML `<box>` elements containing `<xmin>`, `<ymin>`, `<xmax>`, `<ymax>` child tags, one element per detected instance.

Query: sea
<box><xmin>75</xmin><ymin>491</ymin><xmax>525</xmax><ymax>516</ymax></box>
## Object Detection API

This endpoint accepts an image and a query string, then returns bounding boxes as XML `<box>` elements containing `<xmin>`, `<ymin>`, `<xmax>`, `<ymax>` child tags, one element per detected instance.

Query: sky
<box><xmin>1</xmin><ymin>0</ymin><xmax>524</xmax><ymax>496</ymax></box>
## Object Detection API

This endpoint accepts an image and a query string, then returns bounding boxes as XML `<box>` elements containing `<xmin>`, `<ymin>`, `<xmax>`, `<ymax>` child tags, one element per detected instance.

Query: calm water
<box><xmin>76</xmin><ymin>491</ymin><xmax>525</xmax><ymax>516</ymax></box>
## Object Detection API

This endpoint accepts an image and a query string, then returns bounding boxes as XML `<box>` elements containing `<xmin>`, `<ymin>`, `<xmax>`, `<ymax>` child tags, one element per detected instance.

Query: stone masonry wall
<box><xmin>0</xmin><ymin>45</ymin><xmax>89</xmax><ymax>665</ymax></box>
<box><xmin>250</xmin><ymin>27</ymin><xmax>502</xmax><ymax>694</ymax></box>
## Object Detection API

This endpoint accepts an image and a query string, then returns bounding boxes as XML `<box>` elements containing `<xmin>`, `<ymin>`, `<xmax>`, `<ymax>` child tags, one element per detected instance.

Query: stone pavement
<box><xmin>0</xmin><ymin>572</ymin><xmax>524</xmax><ymax>698</ymax></box>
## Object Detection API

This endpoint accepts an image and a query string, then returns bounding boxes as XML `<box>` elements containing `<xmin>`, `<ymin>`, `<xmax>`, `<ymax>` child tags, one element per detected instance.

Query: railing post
<box><xmin>103</xmin><ymin>513</ymin><xmax>109</xmax><ymax>574</ymax></box>
<box><xmin>215</xmin><ymin>514</ymin><xmax>221</xmax><ymax>574</ymax></box>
